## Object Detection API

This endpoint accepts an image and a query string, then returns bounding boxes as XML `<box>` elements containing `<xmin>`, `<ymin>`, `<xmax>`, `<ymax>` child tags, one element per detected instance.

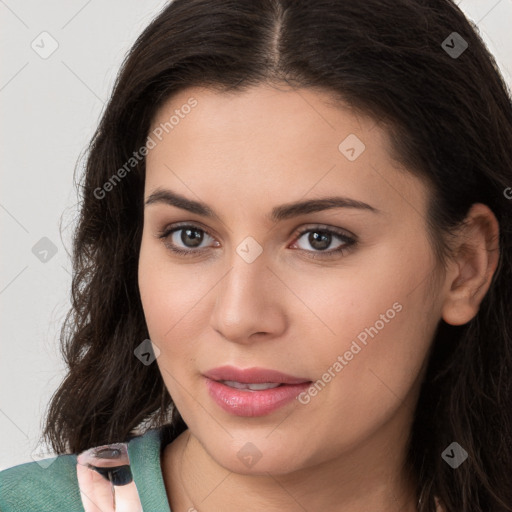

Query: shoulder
<box><xmin>0</xmin><ymin>427</ymin><xmax>168</xmax><ymax>512</ymax></box>
<box><xmin>0</xmin><ymin>452</ymin><xmax>83</xmax><ymax>512</ymax></box>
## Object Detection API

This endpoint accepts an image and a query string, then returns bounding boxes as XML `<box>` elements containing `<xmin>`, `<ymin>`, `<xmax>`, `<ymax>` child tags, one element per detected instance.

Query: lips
<box><xmin>202</xmin><ymin>366</ymin><xmax>312</xmax><ymax>417</ymax></box>
<box><xmin>203</xmin><ymin>365</ymin><xmax>310</xmax><ymax>385</ymax></box>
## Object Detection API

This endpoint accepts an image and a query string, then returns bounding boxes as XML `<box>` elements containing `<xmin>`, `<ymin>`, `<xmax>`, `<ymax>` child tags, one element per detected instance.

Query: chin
<box><xmin>202</xmin><ymin>435</ymin><xmax>309</xmax><ymax>476</ymax></box>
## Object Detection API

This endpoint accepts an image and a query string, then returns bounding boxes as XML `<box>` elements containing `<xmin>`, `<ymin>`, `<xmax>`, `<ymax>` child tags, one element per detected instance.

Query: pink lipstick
<box><xmin>203</xmin><ymin>366</ymin><xmax>312</xmax><ymax>417</ymax></box>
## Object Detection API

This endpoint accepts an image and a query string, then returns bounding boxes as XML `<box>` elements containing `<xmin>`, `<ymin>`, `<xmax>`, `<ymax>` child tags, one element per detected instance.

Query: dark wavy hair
<box><xmin>41</xmin><ymin>0</ymin><xmax>512</xmax><ymax>510</ymax></box>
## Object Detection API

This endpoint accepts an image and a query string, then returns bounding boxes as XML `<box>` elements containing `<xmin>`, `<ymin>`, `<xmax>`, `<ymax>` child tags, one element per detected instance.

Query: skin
<box><xmin>138</xmin><ymin>84</ymin><xmax>499</xmax><ymax>512</ymax></box>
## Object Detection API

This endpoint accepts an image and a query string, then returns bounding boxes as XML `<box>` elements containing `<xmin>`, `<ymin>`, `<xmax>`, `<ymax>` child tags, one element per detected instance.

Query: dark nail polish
<box><xmin>89</xmin><ymin>464</ymin><xmax>133</xmax><ymax>486</ymax></box>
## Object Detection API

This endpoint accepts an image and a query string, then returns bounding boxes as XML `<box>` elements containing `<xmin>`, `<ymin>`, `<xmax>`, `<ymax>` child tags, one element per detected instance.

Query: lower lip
<box><xmin>204</xmin><ymin>377</ymin><xmax>311</xmax><ymax>417</ymax></box>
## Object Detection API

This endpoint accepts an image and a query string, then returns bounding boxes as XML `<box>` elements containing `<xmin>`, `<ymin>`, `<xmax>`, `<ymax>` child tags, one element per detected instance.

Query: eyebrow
<box><xmin>144</xmin><ymin>188</ymin><xmax>380</xmax><ymax>222</ymax></box>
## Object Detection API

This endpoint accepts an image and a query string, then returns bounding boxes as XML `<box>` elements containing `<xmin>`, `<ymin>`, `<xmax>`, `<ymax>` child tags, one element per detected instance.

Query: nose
<box><xmin>209</xmin><ymin>244</ymin><xmax>288</xmax><ymax>345</ymax></box>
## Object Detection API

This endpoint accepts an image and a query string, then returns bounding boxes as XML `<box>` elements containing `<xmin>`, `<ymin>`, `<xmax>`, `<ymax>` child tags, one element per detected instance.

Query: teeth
<box><xmin>221</xmin><ymin>380</ymin><xmax>282</xmax><ymax>391</ymax></box>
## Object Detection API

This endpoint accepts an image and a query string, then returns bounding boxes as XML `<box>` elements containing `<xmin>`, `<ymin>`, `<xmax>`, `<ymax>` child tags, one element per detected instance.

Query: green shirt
<box><xmin>0</xmin><ymin>427</ymin><xmax>172</xmax><ymax>511</ymax></box>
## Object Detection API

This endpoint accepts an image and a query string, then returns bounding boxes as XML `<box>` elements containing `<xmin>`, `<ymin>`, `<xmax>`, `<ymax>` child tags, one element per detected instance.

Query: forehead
<box><xmin>149</xmin><ymin>84</ymin><xmax>382</xmax><ymax>147</ymax></box>
<box><xmin>145</xmin><ymin>84</ymin><xmax>428</xmax><ymax>220</ymax></box>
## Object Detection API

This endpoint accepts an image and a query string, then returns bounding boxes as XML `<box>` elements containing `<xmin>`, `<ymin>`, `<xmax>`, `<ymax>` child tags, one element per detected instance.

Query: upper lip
<box><xmin>203</xmin><ymin>365</ymin><xmax>311</xmax><ymax>385</ymax></box>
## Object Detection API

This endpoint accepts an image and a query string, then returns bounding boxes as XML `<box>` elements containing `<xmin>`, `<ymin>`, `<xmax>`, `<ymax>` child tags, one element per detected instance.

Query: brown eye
<box><xmin>304</xmin><ymin>230</ymin><xmax>333</xmax><ymax>251</ymax></box>
<box><xmin>158</xmin><ymin>223</ymin><xmax>219</xmax><ymax>256</ymax></box>
<box><xmin>291</xmin><ymin>226</ymin><xmax>356</xmax><ymax>258</ymax></box>
<box><xmin>177</xmin><ymin>226</ymin><xmax>204</xmax><ymax>247</ymax></box>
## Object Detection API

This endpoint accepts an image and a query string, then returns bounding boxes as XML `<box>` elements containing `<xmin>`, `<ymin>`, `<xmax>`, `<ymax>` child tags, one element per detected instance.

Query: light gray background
<box><xmin>1</xmin><ymin>0</ymin><xmax>511</xmax><ymax>470</ymax></box>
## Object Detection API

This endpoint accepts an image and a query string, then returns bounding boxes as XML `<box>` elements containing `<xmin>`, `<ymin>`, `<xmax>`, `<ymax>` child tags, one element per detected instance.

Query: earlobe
<box><xmin>441</xmin><ymin>203</ymin><xmax>500</xmax><ymax>327</ymax></box>
<box><xmin>441</xmin><ymin>294</ymin><xmax>479</xmax><ymax>326</ymax></box>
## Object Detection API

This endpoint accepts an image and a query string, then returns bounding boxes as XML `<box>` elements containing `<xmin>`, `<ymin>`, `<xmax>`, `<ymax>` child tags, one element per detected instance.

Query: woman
<box><xmin>1</xmin><ymin>0</ymin><xmax>511</xmax><ymax>511</ymax></box>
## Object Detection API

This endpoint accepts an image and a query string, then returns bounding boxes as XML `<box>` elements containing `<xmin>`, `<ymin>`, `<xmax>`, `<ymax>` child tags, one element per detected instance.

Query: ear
<box><xmin>441</xmin><ymin>203</ymin><xmax>500</xmax><ymax>326</ymax></box>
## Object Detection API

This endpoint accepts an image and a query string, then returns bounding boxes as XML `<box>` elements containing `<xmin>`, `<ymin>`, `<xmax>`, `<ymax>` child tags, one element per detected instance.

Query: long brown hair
<box><xmin>42</xmin><ymin>1</ymin><xmax>512</xmax><ymax>510</ymax></box>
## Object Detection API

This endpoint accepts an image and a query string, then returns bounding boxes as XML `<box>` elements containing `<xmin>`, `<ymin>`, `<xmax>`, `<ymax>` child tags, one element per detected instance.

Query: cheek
<box><xmin>138</xmin><ymin>246</ymin><xmax>205</xmax><ymax>406</ymax></box>
<box><xmin>293</xmin><ymin>242</ymin><xmax>437</xmax><ymax>414</ymax></box>
<box><xmin>296</xmin><ymin>283</ymin><xmax>422</xmax><ymax>402</ymax></box>
<box><xmin>287</xmin><ymin>300</ymin><xmax>434</xmax><ymax>460</ymax></box>
<box><xmin>137</xmin><ymin>237</ymin><xmax>217</xmax><ymax>385</ymax></box>
<box><xmin>139</xmin><ymin>236</ymin><xmax>202</xmax><ymax>337</ymax></box>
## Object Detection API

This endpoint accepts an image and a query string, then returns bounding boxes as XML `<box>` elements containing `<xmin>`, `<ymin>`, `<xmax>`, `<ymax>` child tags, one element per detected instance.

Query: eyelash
<box><xmin>156</xmin><ymin>223</ymin><xmax>357</xmax><ymax>260</ymax></box>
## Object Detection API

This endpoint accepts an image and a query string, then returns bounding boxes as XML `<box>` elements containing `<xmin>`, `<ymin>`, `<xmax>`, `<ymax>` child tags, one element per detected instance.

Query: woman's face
<box><xmin>138</xmin><ymin>84</ymin><xmax>445</xmax><ymax>475</ymax></box>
